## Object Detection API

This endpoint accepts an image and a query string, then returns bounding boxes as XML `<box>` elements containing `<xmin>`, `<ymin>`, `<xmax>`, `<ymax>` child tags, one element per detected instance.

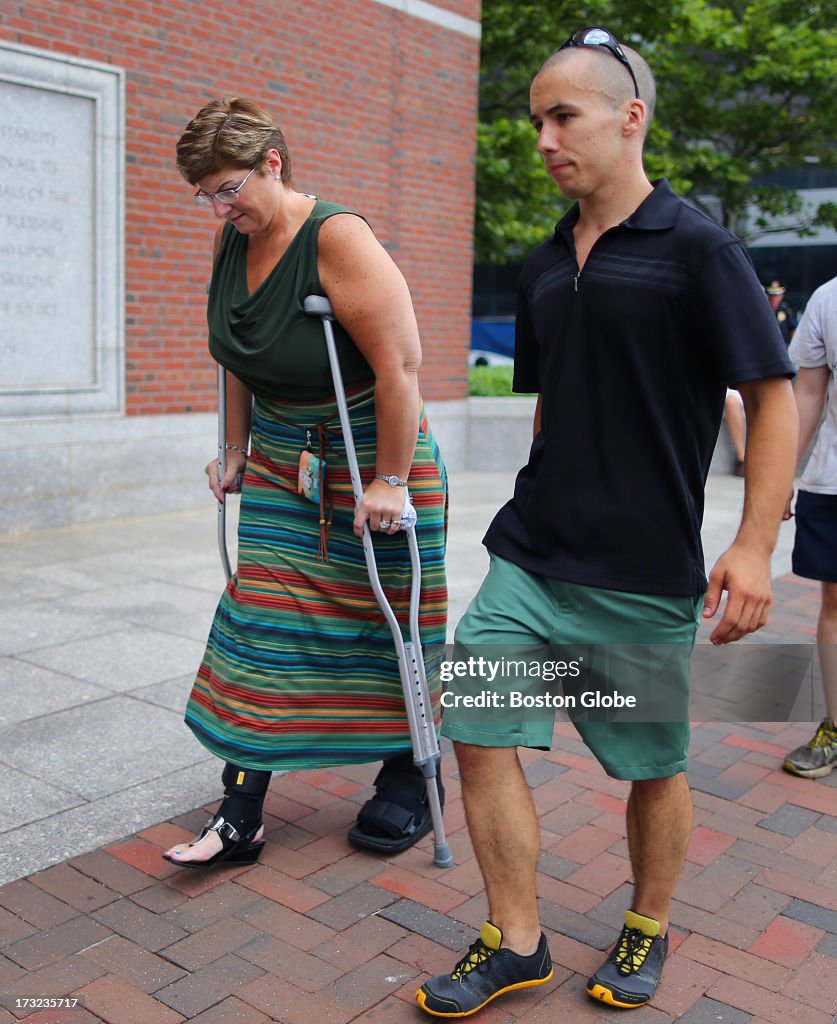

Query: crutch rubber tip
<box><xmin>433</xmin><ymin>843</ymin><xmax>454</xmax><ymax>868</ymax></box>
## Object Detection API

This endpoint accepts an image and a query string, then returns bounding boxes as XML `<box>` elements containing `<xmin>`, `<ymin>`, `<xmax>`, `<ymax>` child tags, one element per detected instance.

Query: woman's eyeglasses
<box><xmin>559</xmin><ymin>27</ymin><xmax>640</xmax><ymax>100</ymax></box>
<box><xmin>193</xmin><ymin>165</ymin><xmax>258</xmax><ymax>207</ymax></box>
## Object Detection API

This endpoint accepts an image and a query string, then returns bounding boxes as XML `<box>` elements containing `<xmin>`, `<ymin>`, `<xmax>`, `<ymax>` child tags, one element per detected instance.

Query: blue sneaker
<box><xmin>587</xmin><ymin>911</ymin><xmax>668</xmax><ymax>1008</ymax></box>
<box><xmin>417</xmin><ymin>921</ymin><xmax>553</xmax><ymax>1017</ymax></box>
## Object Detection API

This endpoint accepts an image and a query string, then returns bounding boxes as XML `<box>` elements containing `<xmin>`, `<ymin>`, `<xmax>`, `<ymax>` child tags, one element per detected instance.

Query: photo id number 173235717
<box><xmin>15</xmin><ymin>998</ymin><xmax>80</xmax><ymax>1009</ymax></box>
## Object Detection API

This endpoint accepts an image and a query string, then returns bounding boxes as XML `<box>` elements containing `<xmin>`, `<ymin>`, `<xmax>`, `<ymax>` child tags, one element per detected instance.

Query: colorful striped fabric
<box><xmin>185</xmin><ymin>385</ymin><xmax>448</xmax><ymax>770</ymax></box>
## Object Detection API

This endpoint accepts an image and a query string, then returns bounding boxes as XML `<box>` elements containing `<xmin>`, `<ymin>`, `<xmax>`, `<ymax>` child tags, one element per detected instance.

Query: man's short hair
<box><xmin>539</xmin><ymin>43</ymin><xmax>656</xmax><ymax>135</ymax></box>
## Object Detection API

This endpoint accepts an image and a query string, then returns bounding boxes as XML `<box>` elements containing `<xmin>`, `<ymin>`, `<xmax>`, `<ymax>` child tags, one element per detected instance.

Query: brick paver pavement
<box><xmin>1</xmin><ymin>575</ymin><xmax>835</xmax><ymax>1023</ymax></box>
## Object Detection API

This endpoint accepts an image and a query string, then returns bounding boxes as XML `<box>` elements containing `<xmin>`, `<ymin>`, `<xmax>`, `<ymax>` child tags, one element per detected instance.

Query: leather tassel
<box><xmin>317</xmin><ymin>422</ymin><xmax>333</xmax><ymax>562</ymax></box>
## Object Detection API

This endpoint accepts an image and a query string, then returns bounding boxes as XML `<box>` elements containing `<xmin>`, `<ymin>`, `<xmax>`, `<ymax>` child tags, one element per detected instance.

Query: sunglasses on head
<box><xmin>559</xmin><ymin>26</ymin><xmax>640</xmax><ymax>100</ymax></box>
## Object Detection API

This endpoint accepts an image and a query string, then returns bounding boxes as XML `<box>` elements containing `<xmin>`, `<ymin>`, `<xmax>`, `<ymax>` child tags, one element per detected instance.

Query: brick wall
<box><xmin>0</xmin><ymin>0</ymin><xmax>480</xmax><ymax>413</ymax></box>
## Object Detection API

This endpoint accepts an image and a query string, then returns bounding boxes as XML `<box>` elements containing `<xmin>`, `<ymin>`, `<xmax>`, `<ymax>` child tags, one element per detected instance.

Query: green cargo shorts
<box><xmin>441</xmin><ymin>556</ymin><xmax>703</xmax><ymax>780</ymax></box>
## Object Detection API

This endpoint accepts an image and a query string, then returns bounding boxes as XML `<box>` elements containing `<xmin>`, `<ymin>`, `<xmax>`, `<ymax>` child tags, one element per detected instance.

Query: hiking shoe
<box><xmin>416</xmin><ymin>921</ymin><xmax>553</xmax><ymax>1017</ymax></box>
<box><xmin>783</xmin><ymin>718</ymin><xmax>837</xmax><ymax>779</ymax></box>
<box><xmin>587</xmin><ymin>910</ymin><xmax>668</xmax><ymax>1008</ymax></box>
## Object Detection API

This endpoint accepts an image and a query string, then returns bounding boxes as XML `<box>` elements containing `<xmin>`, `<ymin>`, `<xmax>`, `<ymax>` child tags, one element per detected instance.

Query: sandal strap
<box><xmin>195</xmin><ymin>814</ymin><xmax>261</xmax><ymax>849</ymax></box>
<box><xmin>184</xmin><ymin>817</ymin><xmax>240</xmax><ymax>851</ymax></box>
<box><xmin>207</xmin><ymin>816</ymin><xmax>242</xmax><ymax>844</ymax></box>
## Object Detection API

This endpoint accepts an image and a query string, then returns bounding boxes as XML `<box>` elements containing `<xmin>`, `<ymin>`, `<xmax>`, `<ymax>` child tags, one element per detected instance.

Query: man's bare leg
<box><xmin>586</xmin><ymin>772</ymin><xmax>690</xmax><ymax>1008</ymax></box>
<box><xmin>625</xmin><ymin>772</ymin><xmax>692</xmax><ymax>933</ymax></box>
<box><xmin>819</xmin><ymin>582</ymin><xmax>837</xmax><ymax>720</ymax></box>
<box><xmin>783</xmin><ymin>582</ymin><xmax>837</xmax><ymax>777</ymax></box>
<box><xmin>455</xmin><ymin>741</ymin><xmax>542</xmax><ymax>954</ymax></box>
<box><xmin>417</xmin><ymin>742</ymin><xmax>553</xmax><ymax>1017</ymax></box>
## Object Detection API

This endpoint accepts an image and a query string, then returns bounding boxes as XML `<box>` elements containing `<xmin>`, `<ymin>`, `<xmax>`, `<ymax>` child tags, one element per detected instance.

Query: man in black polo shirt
<box><xmin>417</xmin><ymin>27</ymin><xmax>797</xmax><ymax>1019</ymax></box>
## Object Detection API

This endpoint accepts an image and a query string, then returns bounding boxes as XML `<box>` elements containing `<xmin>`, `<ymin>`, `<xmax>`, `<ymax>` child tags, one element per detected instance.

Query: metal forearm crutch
<box><xmin>217</xmin><ymin>364</ymin><xmax>233</xmax><ymax>582</ymax></box>
<box><xmin>213</xmin><ymin>266</ymin><xmax>233</xmax><ymax>583</ymax></box>
<box><xmin>303</xmin><ymin>294</ymin><xmax>452</xmax><ymax>869</ymax></box>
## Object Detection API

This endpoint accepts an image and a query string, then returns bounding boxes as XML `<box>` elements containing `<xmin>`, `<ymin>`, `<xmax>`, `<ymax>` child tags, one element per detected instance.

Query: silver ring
<box><xmin>380</xmin><ymin>520</ymin><xmax>391</xmax><ymax>529</ymax></box>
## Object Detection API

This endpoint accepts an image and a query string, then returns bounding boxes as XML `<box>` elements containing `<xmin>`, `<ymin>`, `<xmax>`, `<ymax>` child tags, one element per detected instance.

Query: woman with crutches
<box><xmin>163</xmin><ymin>97</ymin><xmax>448</xmax><ymax>868</ymax></box>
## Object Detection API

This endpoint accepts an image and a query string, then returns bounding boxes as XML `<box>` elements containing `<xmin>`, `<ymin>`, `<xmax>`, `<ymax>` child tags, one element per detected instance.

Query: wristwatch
<box><xmin>375</xmin><ymin>473</ymin><xmax>408</xmax><ymax>487</ymax></box>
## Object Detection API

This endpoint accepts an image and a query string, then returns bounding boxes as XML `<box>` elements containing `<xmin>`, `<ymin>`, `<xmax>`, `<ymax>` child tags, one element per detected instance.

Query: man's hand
<box><xmin>702</xmin><ymin>543</ymin><xmax>773</xmax><ymax>645</ymax></box>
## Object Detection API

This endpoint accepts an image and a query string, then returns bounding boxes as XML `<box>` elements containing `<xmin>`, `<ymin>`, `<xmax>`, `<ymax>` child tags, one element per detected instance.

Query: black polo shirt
<box><xmin>484</xmin><ymin>180</ymin><xmax>795</xmax><ymax>596</ymax></box>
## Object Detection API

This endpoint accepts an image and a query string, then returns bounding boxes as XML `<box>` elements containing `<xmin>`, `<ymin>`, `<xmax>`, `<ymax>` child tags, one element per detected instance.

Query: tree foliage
<box><xmin>476</xmin><ymin>0</ymin><xmax>837</xmax><ymax>262</ymax></box>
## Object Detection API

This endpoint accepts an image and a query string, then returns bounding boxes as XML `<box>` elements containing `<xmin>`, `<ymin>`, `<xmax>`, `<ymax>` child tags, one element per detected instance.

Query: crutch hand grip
<box><xmin>399</xmin><ymin>499</ymin><xmax>417</xmax><ymax>530</ymax></box>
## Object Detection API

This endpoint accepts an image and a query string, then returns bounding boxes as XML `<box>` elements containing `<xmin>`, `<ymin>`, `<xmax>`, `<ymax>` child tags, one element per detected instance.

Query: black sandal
<box><xmin>348</xmin><ymin>755</ymin><xmax>443</xmax><ymax>854</ymax></box>
<box><xmin>163</xmin><ymin>762</ymin><xmax>269</xmax><ymax>869</ymax></box>
<box><xmin>162</xmin><ymin>815</ymin><xmax>265</xmax><ymax>869</ymax></box>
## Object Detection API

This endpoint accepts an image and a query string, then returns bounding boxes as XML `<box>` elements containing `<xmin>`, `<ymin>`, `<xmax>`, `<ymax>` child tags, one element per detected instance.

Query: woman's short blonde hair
<box><xmin>175</xmin><ymin>96</ymin><xmax>292</xmax><ymax>184</ymax></box>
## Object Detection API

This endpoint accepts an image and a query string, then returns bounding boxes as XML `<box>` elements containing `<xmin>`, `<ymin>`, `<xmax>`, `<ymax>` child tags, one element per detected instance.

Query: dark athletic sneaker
<box><xmin>416</xmin><ymin>921</ymin><xmax>553</xmax><ymax>1017</ymax></box>
<box><xmin>783</xmin><ymin>718</ymin><xmax>837</xmax><ymax>779</ymax></box>
<box><xmin>587</xmin><ymin>910</ymin><xmax>668</xmax><ymax>1009</ymax></box>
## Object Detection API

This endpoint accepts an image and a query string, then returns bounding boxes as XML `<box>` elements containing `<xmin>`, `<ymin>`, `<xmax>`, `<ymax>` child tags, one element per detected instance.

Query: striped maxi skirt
<box><xmin>184</xmin><ymin>384</ymin><xmax>448</xmax><ymax>771</ymax></box>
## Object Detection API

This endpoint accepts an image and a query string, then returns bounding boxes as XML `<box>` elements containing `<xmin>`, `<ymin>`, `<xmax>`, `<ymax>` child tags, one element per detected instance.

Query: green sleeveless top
<box><xmin>207</xmin><ymin>199</ymin><xmax>374</xmax><ymax>401</ymax></box>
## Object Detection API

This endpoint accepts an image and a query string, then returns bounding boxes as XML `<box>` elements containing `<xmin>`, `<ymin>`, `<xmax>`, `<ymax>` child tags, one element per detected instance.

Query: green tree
<box><xmin>476</xmin><ymin>0</ymin><xmax>837</xmax><ymax>263</ymax></box>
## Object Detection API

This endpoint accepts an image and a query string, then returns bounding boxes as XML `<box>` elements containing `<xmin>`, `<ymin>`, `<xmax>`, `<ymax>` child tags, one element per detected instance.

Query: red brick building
<box><xmin>0</xmin><ymin>0</ymin><xmax>481</xmax><ymax>530</ymax></box>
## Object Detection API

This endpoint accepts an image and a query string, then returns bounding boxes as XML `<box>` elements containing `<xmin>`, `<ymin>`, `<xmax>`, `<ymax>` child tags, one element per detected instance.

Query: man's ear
<box><xmin>623</xmin><ymin>99</ymin><xmax>647</xmax><ymax>138</ymax></box>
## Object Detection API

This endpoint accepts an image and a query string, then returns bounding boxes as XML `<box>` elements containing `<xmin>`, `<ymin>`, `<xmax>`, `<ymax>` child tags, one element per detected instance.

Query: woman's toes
<box><xmin>165</xmin><ymin>833</ymin><xmax>223</xmax><ymax>863</ymax></box>
<box><xmin>163</xmin><ymin>823</ymin><xmax>265</xmax><ymax>864</ymax></box>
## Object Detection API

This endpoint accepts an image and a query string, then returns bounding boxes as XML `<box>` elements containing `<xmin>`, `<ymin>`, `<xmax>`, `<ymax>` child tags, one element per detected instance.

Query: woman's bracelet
<box><xmin>225</xmin><ymin>443</ymin><xmax>249</xmax><ymax>456</ymax></box>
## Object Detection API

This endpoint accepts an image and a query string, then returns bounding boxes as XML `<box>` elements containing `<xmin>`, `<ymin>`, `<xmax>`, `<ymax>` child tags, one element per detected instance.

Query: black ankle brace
<box><xmin>216</xmin><ymin>763</ymin><xmax>271</xmax><ymax>837</ymax></box>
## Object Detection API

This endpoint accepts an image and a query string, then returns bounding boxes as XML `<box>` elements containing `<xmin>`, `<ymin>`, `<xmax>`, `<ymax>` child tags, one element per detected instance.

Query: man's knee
<box><xmin>454</xmin><ymin>741</ymin><xmax>519</xmax><ymax>781</ymax></box>
<box><xmin>630</xmin><ymin>772</ymin><xmax>688</xmax><ymax>798</ymax></box>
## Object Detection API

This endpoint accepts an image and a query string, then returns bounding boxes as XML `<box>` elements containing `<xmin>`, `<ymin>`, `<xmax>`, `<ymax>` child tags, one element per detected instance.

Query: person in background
<box><xmin>163</xmin><ymin>97</ymin><xmax>448</xmax><ymax>869</ymax></box>
<box><xmin>782</xmin><ymin>274</ymin><xmax>837</xmax><ymax>779</ymax></box>
<box><xmin>724</xmin><ymin>388</ymin><xmax>747</xmax><ymax>477</ymax></box>
<box><xmin>726</xmin><ymin>280</ymin><xmax>794</xmax><ymax>475</ymax></box>
<box><xmin>765</xmin><ymin>280</ymin><xmax>797</xmax><ymax>345</ymax></box>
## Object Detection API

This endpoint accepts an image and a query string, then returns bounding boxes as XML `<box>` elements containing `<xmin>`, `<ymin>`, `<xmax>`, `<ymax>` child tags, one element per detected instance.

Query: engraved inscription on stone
<box><xmin>0</xmin><ymin>83</ymin><xmax>95</xmax><ymax>389</ymax></box>
<box><xmin>0</xmin><ymin>42</ymin><xmax>123</xmax><ymax>417</ymax></box>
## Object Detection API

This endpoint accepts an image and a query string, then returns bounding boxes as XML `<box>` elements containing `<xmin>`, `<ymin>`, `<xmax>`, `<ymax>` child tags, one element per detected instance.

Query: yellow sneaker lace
<box><xmin>808</xmin><ymin>719</ymin><xmax>837</xmax><ymax>750</ymax></box>
<box><xmin>451</xmin><ymin>939</ymin><xmax>495</xmax><ymax>979</ymax></box>
<box><xmin>614</xmin><ymin>927</ymin><xmax>654</xmax><ymax>976</ymax></box>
